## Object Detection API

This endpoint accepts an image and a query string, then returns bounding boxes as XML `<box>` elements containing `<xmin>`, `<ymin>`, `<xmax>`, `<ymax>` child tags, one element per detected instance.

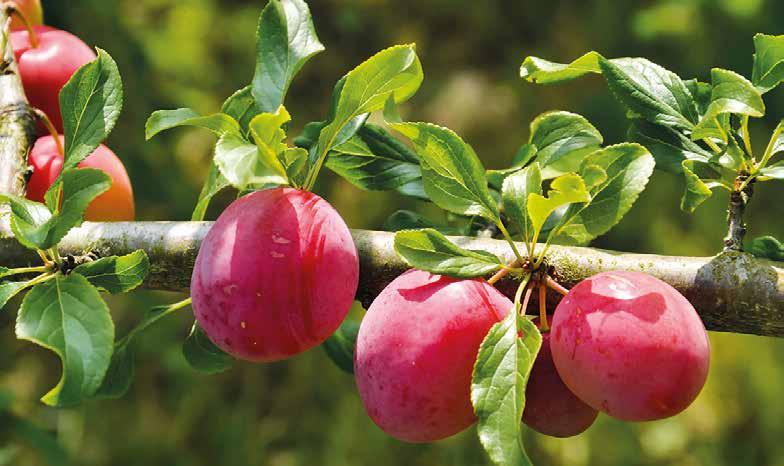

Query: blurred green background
<box><xmin>2</xmin><ymin>0</ymin><xmax>784</xmax><ymax>465</ymax></box>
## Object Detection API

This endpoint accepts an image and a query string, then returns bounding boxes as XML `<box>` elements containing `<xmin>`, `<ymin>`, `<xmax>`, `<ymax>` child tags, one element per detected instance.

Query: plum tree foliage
<box><xmin>0</xmin><ymin>1</ymin><xmax>783</xmax><ymax>465</ymax></box>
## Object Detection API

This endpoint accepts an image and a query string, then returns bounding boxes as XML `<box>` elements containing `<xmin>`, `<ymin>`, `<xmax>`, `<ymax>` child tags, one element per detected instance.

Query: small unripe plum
<box><xmin>26</xmin><ymin>135</ymin><xmax>135</xmax><ymax>221</ymax></box>
<box><xmin>354</xmin><ymin>270</ymin><xmax>512</xmax><ymax>443</ymax></box>
<box><xmin>191</xmin><ymin>188</ymin><xmax>359</xmax><ymax>362</ymax></box>
<box><xmin>5</xmin><ymin>0</ymin><xmax>43</xmax><ymax>31</ymax></box>
<box><xmin>550</xmin><ymin>271</ymin><xmax>710</xmax><ymax>422</ymax></box>
<box><xmin>523</xmin><ymin>329</ymin><xmax>598</xmax><ymax>437</ymax></box>
<box><xmin>11</xmin><ymin>26</ymin><xmax>96</xmax><ymax>132</ymax></box>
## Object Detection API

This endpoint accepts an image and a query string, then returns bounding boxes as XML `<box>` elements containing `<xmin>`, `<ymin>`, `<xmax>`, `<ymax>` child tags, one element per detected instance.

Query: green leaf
<box><xmin>684</xmin><ymin>79</ymin><xmax>713</xmax><ymax>115</ymax></box>
<box><xmin>16</xmin><ymin>274</ymin><xmax>113</xmax><ymax>407</ymax></box>
<box><xmin>328</xmin><ymin>124</ymin><xmax>422</xmax><ymax>192</ymax></box>
<box><xmin>214</xmin><ymin>134</ymin><xmax>288</xmax><ymax>190</ymax></box>
<box><xmin>520</xmin><ymin>51</ymin><xmax>602</xmax><ymax>84</ymax></box>
<box><xmin>391</xmin><ymin>122</ymin><xmax>499</xmax><ymax>221</ymax></box>
<box><xmin>527</xmin><ymin>173</ymin><xmax>590</xmax><ymax>235</ymax></box>
<box><xmin>222</xmin><ymin>86</ymin><xmax>262</xmax><ymax>132</ymax></box>
<box><xmin>192</xmin><ymin>164</ymin><xmax>231</xmax><ymax>221</ymax></box>
<box><xmin>752</xmin><ymin>33</ymin><xmax>784</xmax><ymax>93</ymax></box>
<box><xmin>760</xmin><ymin>160</ymin><xmax>784</xmax><ymax>180</ymax></box>
<box><xmin>252</xmin><ymin>0</ymin><xmax>324</xmax><ymax>113</ymax></box>
<box><xmin>680</xmin><ymin>159</ymin><xmax>726</xmax><ymax>212</ymax></box>
<box><xmin>628</xmin><ymin>121</ymin><xmax>712</xmax><ymax>173</ymax></box>
<box><xmin>529</xmin><ymin>111</ymin><xmax>603</xmax><ymax>178</ymax></box>
<box><xmin>183</xmin><ymin>324</ymin><xmax>233</xmax><ymax>374</ymax></box>
<box><xmin>599</xmin><ymin>57</ymin><xmax>699</xmax><ymax>130</ymax></box>
<box><xmin>502</xmin><ymin>164</ymin><xmax>542</xmax><ymax>245</ymax></box>
<box><xmin>73</xmin><ymin>250</ymin><xmax>150</xmax><ymax>294</ymax></box>
<box><xmin>749</xmin><ymin>236</ymin><xmax>784</xmax><ymax>261</ymax></box>
<box><xmin>60</xmin><ymin>48</ymin><xmax>123</xmax><ymax>170</ymax></box>
<box><xmin>322</xmin><ymin>320</ymin><xmax>360</xmax><ymax>374</ymax></box>
<box><xmin>0</xmin><ymin>195</ymin><xmax>52</xmax><ymax>250</ymax></box>
<box><xmin>693</xmin><ymin>69</ymin><xmax>765</xmax><ymax>141</ymax></box>
<box><xmin>394</xmin><ymin>228</ymin><xmax>503</xmax><ymax>278</ymax></box>
<box><xmin>145</xmin><ymin>109</ymin><xmax>240</xmax><ymax>140</ymax></box>
<box><xmin>552</xmin><ymin>143</ymin><xmax>655</xmax><ymax>245</ymax></box>
<box><xmin>281</xmin><ymin>147</ymin><xmax>309</xmax><ymax>187</ymax></box>
<box><xmin>0</xmin><ymin>281</ymin><xmax>31</xmax><ymax>310</ymax></box>
<box><xmin>472</xmin><ymin>311</ymin><xmax>541</xmax><ymax>466</ymax></box>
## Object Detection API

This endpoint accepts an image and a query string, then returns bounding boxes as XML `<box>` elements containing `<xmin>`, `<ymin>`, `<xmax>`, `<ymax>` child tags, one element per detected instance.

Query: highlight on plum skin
<box><xmin>550</xmin><ymin>270</ymin><xmax>710</xmax><ymax>422</ymax></box>
<box><xmin>191</xmin><ymin>187</ymin><xmax>359</xmax><ymax>363</ymax></box>
<box><xmin>354</xmin><ymin>269</ymin><xmax>512</xmax><ymax>444</ymax></box>
<box><xmin>522</xmin><ymin>327</ymin><xmax>598</xmax><ymax>438</ymax></box>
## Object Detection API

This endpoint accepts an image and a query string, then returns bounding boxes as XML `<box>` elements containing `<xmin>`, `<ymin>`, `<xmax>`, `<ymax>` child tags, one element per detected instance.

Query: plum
<box><xmin>354</xmin><ymin>269</ymin><xmax>512</xmax><ymax>443</ymax></box>
<box><xmin>523</xmin><ymin>329</ymin><xmax>598</xmax><ymax>437</ymax></box>
<box><xmin>191</xmin><ymin>187</ymin><xmax>359</xmax><ymax>362</ymax></box>
<box><xmin>550</xmin><ymin>271</ymin><xmax>710</xmax><ymax>422</ymax></box>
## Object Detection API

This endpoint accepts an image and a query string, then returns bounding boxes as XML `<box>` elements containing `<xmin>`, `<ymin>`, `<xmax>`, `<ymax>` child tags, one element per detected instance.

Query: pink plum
<box><xmin>550</xmin><ymin>271</ymin><xmax>710</xmax><ymax>422</ymax></box>
<box><xmin>191</xmin><ymin>187</ymin><xmax>359</xmax><ymax>362</ymax></box>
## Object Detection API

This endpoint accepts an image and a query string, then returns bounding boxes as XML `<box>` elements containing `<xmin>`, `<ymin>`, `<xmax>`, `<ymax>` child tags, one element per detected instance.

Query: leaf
<box><xmin>282</xmin><ymin>147</ymin><xmax>309</xmax><ymax>187</ymax></box>
<box><xmin>214</xmin><ymin>134</ymin><xmax>288</xmax><ymax>190</ymax></box>
<box><xmin>391</xmin><ymin>122</ymin><xmax>499</xmax><ymax>221</ymax></box>
<box><xmin>752</xmin><ymin>33</ymin><xmax>784</xmax><ymax>93</ymax></box>
<box><xmin>252</xmin><ymin>0</ymin><xmax>324</xmax><ymax>113</ymax></box>
<box><xmin>749</xmin><ymin>236</ymin><xmax>784</xmax><ymax>261</ymax></box>
<box><xmin>0</xmin><ymin>281</ymin><xmax>31</xmax><ymax>310</ymax></box>
<box><xmin>0</xmin><ymin>195</ymin><xmax>52</xmax><ymax>250</ymax></box>
<box><xmin>73</xmin><ymin>250</ymin><xmax>150</xmax><ymax>294</ymax></box>
<box><xmin>60</xmin><ymin>48</ymin><xmax>123</xmax><ymax>170</ymax></box>
<box><xmin>145</xmin><ymin>109</ymin><xmax>240</xmax><ymax>140</ymax></box>
<box><xmin>183</xmin><ymin>323</ymin><xmax>233</xmax><ymax>374</ymax></box>
<box><xmin>529</xmin><ymin>111</ymin><xmax>603</xmax><ymax>178</ymax></box>
<box><xmin>472</xmin><ymin>311</ymin><xmax>541</xmax><ymax>466</ymax></box>
<box><xmin>222</xmin><ymin>86</ymin><xmax>262</xmax><ymax>131</ymax></box>
<box><xmin>760</xmin><ymin>160</ymin><xmax>784</xmax><ymax>180</ymax></box>
<box><xmin>394</xmin><ymin>229</ymin><xmax>503</xmax><ymax>278</ymax></box>
<box><xmin>552</xmin><ymin>143</ymin><xmax>655</xmax><ymax>245</ymax></box>
<box><xmin>527</xmin><ymin>173</ymin><xmax>590</xmax><ymax>235</ymax></box>
<box><xmin>192</xmin><ymin>164</ymin><xmax>231</xmax><ymax>221</ymax></box>
<box><xmin>16</xmin><ymin>274</ymin><xmax>114</xmax><ymax>407</ymax></box>
<box><xmin>327</xmin><ymin>124</ymin><xmax>422</xmax><ymax>192</ymax></box>
<box><xmin>322</xmin><ymin>320</ymin><xmax>360</xmax><ymax>374</ymax></box>
<box><xmin>246</xmin><ymin>106</ymin><xmax>292</xmax><ymax>182</ymax></box>
<box><xmin>502</xmin><ymin>164</ymin><xmax>542</xmax><ymax>245</ymax></box>
<box><xmin>520</xmin><ymin>51</ymin><xmax>602</xmax><ymax>84</ymax></box>
<box><xmin>680</xmin><ymin>159</ymin><xmax>726</xmax><ymax>212</ymax></box>
<box><xmin>693</xmin><ymin>69</ymin><xmax>765</xmax><ymax>141</ymax></box>
<box><xmin>599</xmin><ymin>57</ymin><xmax>699</xmax><ymax>130</ymax></box>
<box><xmin>628</xmin><ymin>120</ymin><xmax>712</xmax><ymax>173</ymax></box>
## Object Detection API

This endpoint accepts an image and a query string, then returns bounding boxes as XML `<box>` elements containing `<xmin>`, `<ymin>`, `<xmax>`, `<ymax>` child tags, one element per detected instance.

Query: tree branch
<box><xmin>0</xmin><ymin>221</ymin><xmax>781</xmax><ymax>337</ymax></box>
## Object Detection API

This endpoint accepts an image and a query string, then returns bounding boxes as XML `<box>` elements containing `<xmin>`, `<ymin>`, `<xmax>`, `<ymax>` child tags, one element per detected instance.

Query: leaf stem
<box><xmin>4</xmin><ymin>2</ymin><xmax>38</xmax><ymax>48</ymax></box>
<box><xmin>2</xmin><ymin>265</ymin><xmax>49</xmax><ymax>278</ymax></box>
<box><xmin>545</xmin><ymin>275</ymin><xmax>570</xmax><ymax>296</ymax></box>
<box><xmin>514</xmin><ymin>273</ymin><xmax>532</xmax><ymax>313</ymax></box>
<box><xmin>538</xmin><ymin>282</ymin><xmax>549</xmax><ymax>331</ymax></box>
<box><xmin>33</xmin><ymin>109</ymin><xmax>64</xmax><ymax>155</ymax></box>
<box><xmin>758</xmin><ymin>124</ymin><xmax>784</xmax><ymax>171</ymax></box>
<box><xmin>488</xmin><ymin>259</ymin><xmax>520</xmax><ymax>285</ymax></box>
<box><xmin>704</xmin><ymin>138</ymin><xmax>723</xmax><ymax>154</ymax></box>
<box><xmin>496</xmin><ymin>221</ymin><xmax>526</xmax><ymax>265</ymax></box>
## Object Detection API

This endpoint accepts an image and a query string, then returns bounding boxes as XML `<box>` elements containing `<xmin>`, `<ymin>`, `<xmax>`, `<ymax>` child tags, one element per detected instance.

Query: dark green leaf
<box><xmin>680</xmin><ymin>159</ymin><xmax>726</xmax><ymax>212</ymax></box>
<box><xmin>281</xmin><ymin>147</ymin><xmax>309</xmax><ymax>187</ymax></box>
<box><xmin>0</xmin><ymin>281</ymin><xmax>31</xmax><ymax>310</ymax></box>
<box><xmin>749</xmin><ymin>236</ymin><xmax>784</xmax><ymax>261</ymax></box>
<box><xmin>752</xmin><ymin>33</ymin><xmax>784</xmax><ymax>93</ymax></box>
<box><xmin>73</xmin><ymin>250</ymin><xmax>150</xmax><ymax>294</ymax></box>
<box><xmin>183</xmin><ymin>324</ymin><xmax>233</xmax><ymax>374</ymax></box>
<box><xmin>487</xmin><ymin>145</ymin><xmax>537</xmax><ymax>191</ymax></box>
<box><xmin>394</xmin><ymin>229</ymin><xmax>502</xmax><ymax>278</ymax></box>
<box><xmin>502</xmin><ymin>164</ymin><xmax>542</xmax><ymax>245</ymax></box>
<box><xmin>0</xmin><ymin>195</ymin><xmax>52</xmax><ymax>250</ymax></box>
<box><xmin>222</xmin><ymin>86</ymin><xmax>262</xmax><ymax>131</ymax></box>
<box><xmin>145</xmin><ymin>109</ymin><xmax>240</xmax><ymax>140</ymax></box>
<box><xmin>628</xmin><ymin>120</ymin><xmax>712</xmax><ymax>173</ymax></box>
<box><xmin>16</xmin><ymin>274</ymin><xmax>113</xmax><ymax>407</ymax></box>
<box><xmin>60</xmin><ymin>49</ymin><xmax>123</xmax><ymax>170</ymax></box>
<box><xmin>192</xmin><ymin>164</ymin><xmax>231</xmax><ymax>221</ymax></box>
<box><xmin>520</xmin><ymin>52</ymin><xmax>602</xmax><ymax>84</ymax></box>
<box><xmin>322</xmin><ymin>320</ymin><xmax>360</xmax><ymax>374</ymax></box>
<box><xmin>529</xmin><ymin>111</ymin><xmax>603</xmax><ymax>178</ymax></box>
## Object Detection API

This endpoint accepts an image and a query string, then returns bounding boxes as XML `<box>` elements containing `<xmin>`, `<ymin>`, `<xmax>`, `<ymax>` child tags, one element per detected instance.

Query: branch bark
<box><xmin>0</xmin><ymin>221</ymin><xmax>781</xmax><ymax>337</ymax></box>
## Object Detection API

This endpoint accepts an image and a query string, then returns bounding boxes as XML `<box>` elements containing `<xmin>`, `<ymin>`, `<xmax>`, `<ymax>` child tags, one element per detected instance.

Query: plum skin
<box><xmin>191</xmin><ymin>187</ymin><xmax>359</xmax><ymax>362</ymax></box>
<box><xmin>354</xmin><ymin>269</ymin><xmax>512</xmax><ymax>443</ymax></box>
<box><xmin>550</xmin><ymin>270</ymin><xmax>710</xmax><ymax>422</ymax></box>
<box><xmin>523</xmin><ymin>330</ymin><xmax>598</xmax><ymax>437</ymax></box>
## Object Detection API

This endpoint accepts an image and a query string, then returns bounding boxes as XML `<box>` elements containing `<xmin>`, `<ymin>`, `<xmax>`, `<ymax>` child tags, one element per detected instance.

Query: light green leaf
<box><xmin>693</xmin><ymin>69</ymin><xmax>765</xmax><ymax>141</ymax></box>
<box><xmin>0</xmin><ymin>195</ymin><xmax>52</xmax><ymax>250</ymax></box>
<box><xmin>145</xmin><ymin>109</ymin><xmax>240</xmax><ymax>140</ymax></box>
<box><xmin>394</xmin><ymin>229</ymin><xmax>503</xmax><ymax>278</ymax></box>
<box><xmin>759</xmin><ymin>161</ymin><xmax>784</xmax><ymax>180</ymax></box>
<box><xmin>391</xmin><ymin>122</ymin><xmax>499</xmax><ymax>221</ymax></box>
<box><xmin>520</xmin><ymin>51</ymin><xmax>602</xmax><ymax>84</ymax></box>
<box><xmin>214</xmin><ymin>134</ymin><xmax>288</xmax><ymax>190</ymax></box>
<box><xmin>73</xmin><ymin>250</ymin><xmax>150</xmax><ymax>294</ymax></box>
<box><xmin>16</xmin><ymin>274</ymin><xmax>113</xmax><ymax>407</ymax></box>
<box><xmin>252</xmin><ymin>0</ymin><xmax>324</xmax><ymax>113</ymax></box>
<box><xmin>60</xmin><ymin>49</ymin><xmax>123</xmax><ymax>170</ymax></box>
<box><xmin>529</xmin><ymin>111</ymin><xmax>603</xmax><ymax>178</ymax></box>
<box><xmin>680</xmin><ymin>159</ymin><xmax>726</xmax><ymax>212</ymax></box>
<box><xmin>247</xmin><ymin>105</ymin><xmax>292</xmax><ymax>183</ymax></box>
<box><xmin>281</xmin><ymin>147</ymin><xmax>309</xmax><ymax>187</ymax></box>
<box><xmin>527</xmin><ymin>173</ymin><xmax>590</xmax><ymax>235</ymax></box>
<box><xmin>221</xmin><ymin>86</ymin><xmax>261</xmax><ymax>131</ymax></box>
<box><xmin>183</xmin><ymin>323</ymin><xmax>233</xmax><ymax>374</ymax></box>
<box><xmin>0</xmin><ymin>281</ymin><xmax>31</xmax><ymax>310</ymax></box>
<box><xmin>472</xmin><ymin>311</ymin><xmax>541</xmax><ymax>466</ymax></box>
<box><xmin>322</xmin><ymin>320</ymin><xmax>360</xmax><ymax>374</ymax></box>
<box><xmin>752</xmin><ymin>33</ymin><xmax>784</xmax><ymax>93</ymax></box>
<box><xmin>502</xmin><ymin>164</ymin><xmax>542</xmax><ymax>245</ymax></box>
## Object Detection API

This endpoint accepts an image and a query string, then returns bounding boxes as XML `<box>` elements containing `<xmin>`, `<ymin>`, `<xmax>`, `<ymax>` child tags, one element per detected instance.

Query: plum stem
<box><xmin>520</xmin><ymin>283</ymin><xmax>533</xmax><ymax>316</ymax></box>
<box><xmin>538</xmin><ymin>282</ymin><xmax>549</xmax><ymax>331</ymax></box>
<box><xmin>33</xmin><ymin>109</ymin><xmax>64</xmax><ymax>155</ymax></box>
<box><xmin>545</xmin><ymin>275</ymin><xmax>569</xmax><ymax>296</ymax></box>
<box><xmin>4</xmin><ymin>2</ymin><xmax>38</xmax><ymax>48</ymax></box>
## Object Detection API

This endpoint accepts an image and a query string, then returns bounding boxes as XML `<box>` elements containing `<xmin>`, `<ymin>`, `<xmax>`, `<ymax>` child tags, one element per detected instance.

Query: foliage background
<box><xmin>2</xmin><ymin>0</ymin><xmax>784</xmax><ymax>465</ymax></box>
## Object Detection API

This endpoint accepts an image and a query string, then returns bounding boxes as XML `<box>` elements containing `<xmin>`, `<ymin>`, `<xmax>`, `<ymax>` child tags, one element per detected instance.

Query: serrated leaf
<box><xmin>551</xmin><ymin>143</ymin><xmax>655</xmax><ymax>245</ymax></box>
<box><xmin>391</xmin><ymin>122</ymin><xmax>499</xmax><ymax>221</ymax></box>
<box><xmin>599</xmin><ymin>57</ymin><xmax>698</xmax><ymax>130</ymax></box>
<box><xmin>749</xmin><ymin>236</ymin><xmax>784</xmax><ymax>261</ymax></box>
<box><xmin>73</xmin><ymin>250</ymin><xmax>149</xmax><ymax>294</ymax></box>
<box><xmin>628</xmin><ymin>120</ymin><xmax>712</xmax><ymax>173</ymax></box>
<box><xmin>527</xmin><ymin>173</ymin><xmax>590</xmax><ymax>235</ymax></box>
<box><xmin>252</xmin><ymin>0</ymin><xmax>324</xmax><ymax>113</ymax></box>
<box><xmin>0</xmin><ymin>195</ymin><xmax>52</xmax><ymax>250</ymax></box>
<box><xmin>472</xmin><ymin>311</ymin><xmax>541</xmax><ymax>466</ymax></box>
<box><xmin>214</xmin><ymin>134</ymin><xmax>288</xmax><ymax>190</ymax></box>
<box><xmin>502</xmin><ymin>164</ymin><xmax>542</xmax><ymax>245</ymax></box>
<box><xmin>183</xmin><ymin>324</ymin><xmax>233</xmax><ymax>374</ymax></box>
<box><xmin>16</xmin><ymin>274</ymin><xmax>113</xmax><ymax>407</ymax></box>
<box><xmin>322</xmin><ymin>320</ymin><xmax>360</xmax><ymax>374</ymax></box>
<box><xmin>394</xmin><ymin>229</ymin><xmax>503</xmax><ymax>278</ymax></box>
<box><xmin>60</xmin><ymin>48</ymin><xmax>123</xmax><ymax>171</ymax></box>
<box><xmin>752</xmin><ymin>33</ymin><xmax>784</xmax><ymax>93</ymax></box>
<box><xmin>0</xmin><ymin>281</ymin><xmax>31</xmax><ymax>310</ymax></box>
<box><xmin>520</xmin><ymin>51</ymin><xmax>602</xmax><ymax>84</ymax></box>
<box><xmin>529</xmin><ymin>111</ymin><xmax>603</xmax><ymax>178</ymax></box>
<box><xmin>693</xmin><ymin>69</ymin><xmax>765</xmax><ymax>141</ymax></box>
<box><xmin>222</xmin><ymin>86</ymin><xmax>262</xmax><ymax>132</ymax></box>
<box><xmin>145</xmin><ymin>109</ymin><xmax>240</xmax><ymax>140</ymax></box>
<box><xmin>680</xmin><ymin>159</ymin><xmax>725</xmax><ymax>212</ymax></box>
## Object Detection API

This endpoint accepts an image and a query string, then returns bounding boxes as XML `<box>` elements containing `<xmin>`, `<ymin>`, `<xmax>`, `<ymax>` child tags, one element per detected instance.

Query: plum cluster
<box><xmin>5</xmin><ymin>0</ymin><xmax>135</xmax><ymax>220</ymax></box>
